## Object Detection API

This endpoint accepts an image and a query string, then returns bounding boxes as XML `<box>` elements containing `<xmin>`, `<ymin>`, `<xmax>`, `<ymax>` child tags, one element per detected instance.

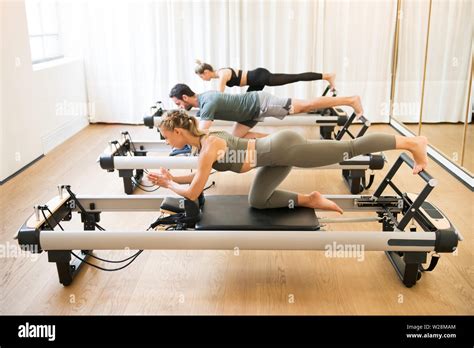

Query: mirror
<box><xmin>390</xmin><ymin>0</ymin><xmax>429</xmax><ymax>134</ymax></box>
<box><xmin>390</xmin><ymin>0</ymin><xmax>473</xmax><ymax>186</ymax></box>
<box><xmin>418</xmin><ymin>0</ymin><xmax>472</xmax><ymax>168</ymax></box>
<box><xmin>461</xmin><ymin>78</ymin><xmax>473</xmax><ymax>174</ymax></box>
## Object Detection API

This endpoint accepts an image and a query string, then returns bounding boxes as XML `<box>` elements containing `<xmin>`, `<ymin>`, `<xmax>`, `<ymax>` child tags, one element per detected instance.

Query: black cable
<box><xmin>112</xmin><ymin>142</ymin><xmax>124</xmax><ymax>156</ymax></box>
<box><xmin>64</xmin><ymin>186</ymin><xmax>106</xmax><ymax>231</ymax></box>
<box><xmin>83</xmin><ymin>250</ymin><xmax>143</xmax><ymax>264</ymax></box>
<box><xmin>132</xmin><ymin>176</ymin><xmax>156</xmax><ymax>188</ymax></box>
<box><xmin>203</xmin><ymin>181</ymin><xmax>215</xmax><ymax>191</ymax></box>
<box><xmin>71</xmin><ymin>250</ymin><xmax>143</xmax><ymax>272</ymax></box>
<box><xmin>132</xmin><ymin>177</ymin><xmax>161</xmax><ymax>192</ymax></box>
<box><xmin>38</xmin><ymin>190</ymin><xmax>150</xmax><ymax>272</ymax></box>
<box><xmin>42</xmin><ymin>204</ymin><xmax>141</xmax><ymax>266</ymax></box>
<box><xmin>124</xmin><ymin>132</ymin><xmax>138</xmax><ymax>153</ymax></box>
<box><xmin>41</xmin><ymin>208</ymin><xmax>64</xmax><ymax>231</ymax></box>
<box><xmin>43</xmin><ymin>206</ymin><xmax>108</xmax><ymax>234</ymax></box>
<box><xmin>124</xmin><ymin>133</ymin><xmax>151</xmax><ymax>174</ymax></box>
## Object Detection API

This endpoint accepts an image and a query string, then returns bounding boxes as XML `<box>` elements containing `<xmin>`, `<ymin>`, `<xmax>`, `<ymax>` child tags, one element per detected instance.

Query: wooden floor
<box><xmin>0</xmin><ymin>123</ymin><xmax>472</xmax><ymax>315</ymax></box>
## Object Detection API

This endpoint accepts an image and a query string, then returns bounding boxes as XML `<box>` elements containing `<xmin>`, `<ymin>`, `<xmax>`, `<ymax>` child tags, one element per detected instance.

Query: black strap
<box><xmin>360</xmin><ymin>173</ymin><xmax>375</xmax><ymax>190</ymax></box>
<box><xmin>419</xmin><ymin>253</ymin><xmax>440</xmax><ymax>272</ymax></box>
<box><xmin>149</xmin><ymin>213</ymin><xmax>186</xmax><ymax>229</ymax></box>
<box><xmin>365</xmin><ymin>173</ymin><xmax>375</xmax><ymax>190</ymax></box>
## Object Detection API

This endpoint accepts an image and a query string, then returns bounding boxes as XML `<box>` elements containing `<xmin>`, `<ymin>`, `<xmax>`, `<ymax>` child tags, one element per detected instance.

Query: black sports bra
<box><xmin>223</xmin><ymin>67</ymin><xmax>242</xmax><ymax>87</ymax></box>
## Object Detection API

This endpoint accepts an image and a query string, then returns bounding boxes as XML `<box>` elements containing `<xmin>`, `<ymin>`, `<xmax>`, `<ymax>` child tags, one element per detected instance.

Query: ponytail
<box><xmin>194</xmin><ymin>59</ymin><xmax>214</xmax><ymax>74</ymax></box>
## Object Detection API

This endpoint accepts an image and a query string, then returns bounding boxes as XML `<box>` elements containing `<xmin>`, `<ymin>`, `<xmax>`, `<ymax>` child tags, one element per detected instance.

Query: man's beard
<box><xmin>185</xmin><ymin>104</ymin><xmax>192</xmax><ymax>111</ymax></box>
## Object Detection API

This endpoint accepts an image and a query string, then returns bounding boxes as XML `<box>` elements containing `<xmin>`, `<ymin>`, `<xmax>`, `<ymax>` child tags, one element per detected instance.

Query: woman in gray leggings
<box><xmin>148</xmin><ymin>110</ymin><xmax>429</xmax><ymax>214</ymax></box>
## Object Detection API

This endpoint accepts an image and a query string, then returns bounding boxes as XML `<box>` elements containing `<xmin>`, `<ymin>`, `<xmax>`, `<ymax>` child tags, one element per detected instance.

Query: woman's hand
<box><xmin>147</xmin><ymin>168</ymin><xmax>173</xmax><ymax>188</ymax></box>
<box><xmin>145</xmin><ymin>137</ymin><xmax>223</xmax><ymax>200</ymax></box>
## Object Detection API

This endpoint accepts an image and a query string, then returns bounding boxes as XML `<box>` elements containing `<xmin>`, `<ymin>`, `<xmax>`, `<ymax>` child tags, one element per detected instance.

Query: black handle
<box><xmin>322</xmin><ymin>85</ymin><xmax>336</xmax><ymax>97</ymax></box>
<box><xmin>358</xmin><ymin>115</ymin><xmax>370</xmax><ymax>126</ymax></box>
<box><xmin>322</xmin><ymin>85</ymin><xmax>330</xmax><ymax>96</ymax></box>
<box><xmin>399</xmin><ymin>152</ymin><xmax>434</xmax><ymax>184</ymax></box>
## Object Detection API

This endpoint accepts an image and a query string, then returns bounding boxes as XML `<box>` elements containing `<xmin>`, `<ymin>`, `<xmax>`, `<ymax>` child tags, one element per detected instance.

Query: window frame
<box><xmin>26</xmin><ymin>0</ymin><xmax>64</xmax><ymax>65</ymax></box>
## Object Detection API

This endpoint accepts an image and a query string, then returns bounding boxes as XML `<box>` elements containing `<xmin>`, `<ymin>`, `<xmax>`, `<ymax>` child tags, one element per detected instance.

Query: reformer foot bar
<box><xmin>101</xmin><ymin>122</ymin><xmax>382</xmax><ymax>195</ymax></box>
<box><xmin>17</xmin><ymin>154</ymin><xmax>461</xmax><ymax>288</ymax></box>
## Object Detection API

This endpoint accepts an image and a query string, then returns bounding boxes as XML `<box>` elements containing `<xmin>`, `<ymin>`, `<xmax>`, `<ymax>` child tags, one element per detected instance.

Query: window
<box><xmin>25</xmin><ymin>0</ymin><xmax>63</xmax><ymax>64</ymax></box>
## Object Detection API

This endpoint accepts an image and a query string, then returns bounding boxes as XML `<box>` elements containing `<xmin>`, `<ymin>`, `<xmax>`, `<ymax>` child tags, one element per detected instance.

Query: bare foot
<box><xmin>351</xmin><ymin>96</ymin><xmax>364</xmax><ymax>119</ymax></box>
<box><xmin>325</xmin><ymin>73</ymin><xmax>336</xmax><ymax>91</ymax></box>
<box><xmin>305</xmin><ymin>191</ymin><xmax>344</xmax><ymax>214</ymax></box>
<box><xmin>410</xmin><ymin>136</ymin><xmax>428</xmax><ymax>174</ymax></box>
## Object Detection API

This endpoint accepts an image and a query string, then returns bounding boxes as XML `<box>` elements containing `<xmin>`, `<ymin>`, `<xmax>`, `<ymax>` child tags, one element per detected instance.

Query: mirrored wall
<box><xmin>389</xmin><ymin>0</ymin><xmax>473</xmax><ymax>187</ymax></box>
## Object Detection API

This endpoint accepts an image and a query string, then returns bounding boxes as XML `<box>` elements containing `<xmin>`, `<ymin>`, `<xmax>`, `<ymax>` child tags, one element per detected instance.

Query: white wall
<box><xmin>0</xmin><ymin>1</ymin><xmax>4</xmax><ymax>183</ymax></box>
<box><xmin>0</xmin><ymin>0</ymin><xmax>88</xmax><ymax>183</ymax></box>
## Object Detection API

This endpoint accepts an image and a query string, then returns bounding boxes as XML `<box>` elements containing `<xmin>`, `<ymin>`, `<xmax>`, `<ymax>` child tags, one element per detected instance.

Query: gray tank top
<box><xmin>199</xmin><ymin>131</ymin><xmax>249</xmax><ymax>173</ymax></box>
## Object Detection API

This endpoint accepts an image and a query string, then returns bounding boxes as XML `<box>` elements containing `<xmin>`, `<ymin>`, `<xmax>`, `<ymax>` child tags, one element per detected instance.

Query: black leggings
<box><xmin>246</xmin><ymin>68</ymin><xmax>323</xmax><ymax>92</ymax></box>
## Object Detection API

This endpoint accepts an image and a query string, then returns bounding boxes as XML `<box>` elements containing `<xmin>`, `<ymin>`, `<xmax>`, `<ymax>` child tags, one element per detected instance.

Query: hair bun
<box><xmin>195</xmin><ymin>59</ymin><xmax>202</xmax><ymax>65</ymax></box>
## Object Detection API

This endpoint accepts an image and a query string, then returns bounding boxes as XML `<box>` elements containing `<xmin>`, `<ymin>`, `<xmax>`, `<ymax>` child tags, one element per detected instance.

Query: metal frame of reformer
<box><xmin>144</xmin><ymin>110</ymin><xmax>371</xmax><ymax>141</ymax></box>
<box><xmin>103</xmin><ymin>112</ymin><xmax>376</xmax><ymax>195</ymax></box>
<box><xmin>17</xmin><ymin>153</ymin><xmax>461</xmax><ymax>288</ymax></box>
<box><xmin>100</xmin><ymin>141</ymin><xmax>385</xmax><ymax>194</ymax></box>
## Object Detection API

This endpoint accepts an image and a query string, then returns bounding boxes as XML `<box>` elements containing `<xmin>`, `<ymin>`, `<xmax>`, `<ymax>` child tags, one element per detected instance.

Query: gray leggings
<box><xmin>249</xmin><ymin>130</ymin><xmax>396</xmax><ymax>209</ymax></box>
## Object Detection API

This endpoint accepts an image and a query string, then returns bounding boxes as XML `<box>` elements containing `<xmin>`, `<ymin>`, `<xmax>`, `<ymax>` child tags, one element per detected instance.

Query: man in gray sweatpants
<box><xmin>169</xmin><ymin>83</ymin><xmax>363</xmax><ymax>139</ymax></box>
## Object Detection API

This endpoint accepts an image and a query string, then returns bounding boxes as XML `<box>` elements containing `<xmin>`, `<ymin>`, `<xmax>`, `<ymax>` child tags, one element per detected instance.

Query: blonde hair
<box><xmin>195</xmin><ymin>59</ymin><xmax>214</xmax><ymax>74</ymax></box>
<box><xmin>159</xmin><ymin>109</ymin><xmax>206</xmax><ymax>138</ymax></box>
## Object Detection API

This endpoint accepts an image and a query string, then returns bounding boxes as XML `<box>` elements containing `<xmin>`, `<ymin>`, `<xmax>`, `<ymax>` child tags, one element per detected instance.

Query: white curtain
<box><xmin>58</xmin><ymin>0</ymin><xmax>402</xmax><ymax>123</ymax></box>
<box><xmin>322</xmin><ymin>0</ymin><xmax>397</xmax><ymax>122</ymax></box>
<box><xmin>395</xmin><ymin>0</ymin><xmax>473</xmax><ymax>123</ymax></box>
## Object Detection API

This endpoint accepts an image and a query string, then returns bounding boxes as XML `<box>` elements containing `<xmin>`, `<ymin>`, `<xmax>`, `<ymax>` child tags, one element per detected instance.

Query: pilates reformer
<box><xmin>99</xmin><ymin>133</ymin><xmax>385</xmax><ymax>195</ymax></box>
<box><xmin>102</xmin><ymin>112</ymin><xmax>378</xmax><ymax>196</ymax></box>
<box><xmin>145</xmin><ymin>85</ymin><xmax>371</xmax><ymax>142</ymax></box>
<box><xmin>16</xmin><ymin>153</ymin><xmax>461</xmax><ymax>288</ymax></box>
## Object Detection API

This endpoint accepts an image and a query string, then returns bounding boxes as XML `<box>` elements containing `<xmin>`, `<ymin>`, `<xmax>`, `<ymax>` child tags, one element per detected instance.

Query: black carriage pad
<box><xmin>195</xmin><ymin>195</ymin><xmax>320</xmax><ymax>231</ymax></box>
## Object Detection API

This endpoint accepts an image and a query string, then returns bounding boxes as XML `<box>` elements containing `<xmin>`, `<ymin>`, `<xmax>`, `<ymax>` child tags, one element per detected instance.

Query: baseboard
<box><xmin>41</xmin><ymin>115</ymin><xmax>89</xmax><ymax>154</ymax></box>
<box><xmin>0</xmin><ymin>155</ymin><xmax>44</xmax><ymax>185</ymax></box>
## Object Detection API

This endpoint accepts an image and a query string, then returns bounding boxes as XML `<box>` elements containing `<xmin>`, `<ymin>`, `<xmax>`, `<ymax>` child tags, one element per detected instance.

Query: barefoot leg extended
<box><xmin>291</xmin><ymin>95</ymin><xmax>363</xmax><ymax>117</ymax></box>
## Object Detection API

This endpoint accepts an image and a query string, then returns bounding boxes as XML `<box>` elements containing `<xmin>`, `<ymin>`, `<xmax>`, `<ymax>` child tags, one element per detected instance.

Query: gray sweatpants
<box><xmin>249</xmin><ymin>130</ymin><xmax>396</xmax><ymax>209</ymax></box>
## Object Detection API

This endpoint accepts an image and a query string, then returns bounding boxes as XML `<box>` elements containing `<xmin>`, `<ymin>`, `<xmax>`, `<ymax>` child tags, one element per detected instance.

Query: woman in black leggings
<box><xmin>195</xmin><ymin>60</ymin><xmax>336</xmax><ymax>93</ymax></box>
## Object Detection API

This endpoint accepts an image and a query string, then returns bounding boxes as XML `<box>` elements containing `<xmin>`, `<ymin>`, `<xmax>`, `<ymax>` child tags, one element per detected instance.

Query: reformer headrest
<box><xmin>152</xmin><ymin>197</ymin><xmax>202</xmax><ymax>229</ymax></box>
<box><xmin>160</xmin><ymin>193</ymin><xmax>205</xmax><ymax>214</ymax></box>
